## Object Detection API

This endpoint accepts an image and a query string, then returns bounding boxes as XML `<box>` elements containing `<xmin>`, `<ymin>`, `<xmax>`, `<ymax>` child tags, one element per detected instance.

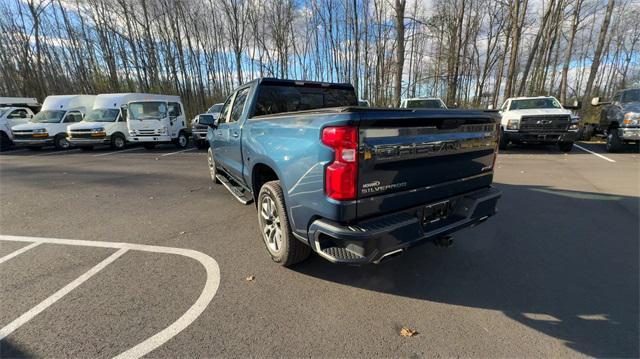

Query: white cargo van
<box><xmin>67</xmin><ymin>93</ymin><xmax>154</xmax><ymax>150</ymax></box>
<box><xmin>0</xmin><ymin>97</ymin><xmax>40</xmax><ymax>151</ymax></box>
<box><xmin>125</xmin><ymin>95</ymin><xmax>189</xmax><ymax>149</ymax></box>
<box><xmin>12</xmin><ymin>95</ymin><xmax>95</xmax><ymax>150</ymax></box>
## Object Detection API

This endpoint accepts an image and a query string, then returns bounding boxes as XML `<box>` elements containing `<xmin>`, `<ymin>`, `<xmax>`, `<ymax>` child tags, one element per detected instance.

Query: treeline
<box><xmin>0</xmin><ymin>0</ymin><xmax>638</xmax><ymax>119</ymax></box>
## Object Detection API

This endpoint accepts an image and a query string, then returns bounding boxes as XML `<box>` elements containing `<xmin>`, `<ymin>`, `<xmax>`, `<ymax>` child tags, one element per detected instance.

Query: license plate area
<box><xmin>422</xmin><ymin>200</ymin><xmax>454</xmax><ymax>226</ymax></box>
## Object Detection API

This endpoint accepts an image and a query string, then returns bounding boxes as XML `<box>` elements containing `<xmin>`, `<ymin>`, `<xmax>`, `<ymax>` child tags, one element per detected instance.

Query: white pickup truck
<box><xmin>126</xmin><ymin>95</ymin><xmax>189</xmax><ymax>149</ymax></box>
<box><xmin>67</xmin><ymin>93</ymin><xmax>157</xmax><ymax>150</ymax></box>
<box><xmin>12</xmin><ymin>95</ymin><xmax>96</xmax><ymax>150</ymax></box>
<box><xmin>0</xmin><ymin>97</ymin><xmax>40</xmax><ymax>151</ymax></box>
<box><xmin>497</xmin><ymin>96</ymin><xmax>580</xmax><ymax>152</ymax></box>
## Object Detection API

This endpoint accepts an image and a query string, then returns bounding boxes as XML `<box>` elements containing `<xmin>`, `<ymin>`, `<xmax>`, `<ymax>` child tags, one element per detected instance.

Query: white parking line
<box><xmin>0</xmin><ymin>248</ymin><xmax>128</xmax><ymax>340</ymax></box>
<box><xmin>38</xmin><ymin>149</ymin><xmax>81</xmax><ymax>156</ymax></box>
<box><xmin>92</xmin><ymin>147</ymin><xmax>140</xmax><ymax>157</ymax></box>
<box><xmin>161</xmin><ymin>148</ymin><xmax>195</xmax><ymax>157</ymax></box>
<box><xmin>574</xmin><ymin>144</ymin><xmax>616</xmax><ymax>163</ymax></box>
<box><xmin>0</xmin><ymin>234</ymin><xmax>221</xmax><ymax>359</ymax></box>
<box><xmin>0</xmin><ymin>242</ymin><xmax>41</xmax><ymax>264</ymax></box>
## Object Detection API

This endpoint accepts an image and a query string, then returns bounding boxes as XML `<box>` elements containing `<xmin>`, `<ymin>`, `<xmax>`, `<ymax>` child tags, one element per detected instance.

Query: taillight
<box><xmin>322</xmin><ymin>126</ymin><xmax>358</xmax><ymax>200</ymax></box>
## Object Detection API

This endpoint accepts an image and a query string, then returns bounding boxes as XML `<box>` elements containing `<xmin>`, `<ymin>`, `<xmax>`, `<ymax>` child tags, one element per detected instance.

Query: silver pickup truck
<box><xmin>191</xmin><ymin>105</ymin><xmax>222</xmax><ymax>149</ymax></box>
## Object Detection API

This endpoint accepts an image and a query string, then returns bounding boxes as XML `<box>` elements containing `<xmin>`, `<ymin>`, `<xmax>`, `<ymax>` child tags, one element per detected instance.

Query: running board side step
<box><xmin>215</xmin><ymin>174</ymin><xmax>253</xmax><ymax>205</ymax></box>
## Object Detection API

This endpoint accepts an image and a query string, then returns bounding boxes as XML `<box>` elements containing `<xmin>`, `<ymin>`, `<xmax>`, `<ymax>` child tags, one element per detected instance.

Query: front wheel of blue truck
<box><xmin>257</xmin><ymin>180</ymin><xmax>310</xmax><ymax>266</ymax></box>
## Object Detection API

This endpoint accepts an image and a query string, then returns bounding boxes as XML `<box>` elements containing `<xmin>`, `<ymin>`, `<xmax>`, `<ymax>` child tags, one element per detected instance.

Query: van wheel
<box><xmin>54</xmin><ymin>134</ymin><xmax>70</xmax><ymax>150</ymax></box>
<box><xmin>0</xmin><ymin>132</ymin><xmax>12</xmax><ymax>151</ymax></box>
<box><xmin>207</xmin><ymin>148</ymin><xmax>221</xmax><ymax>184</ymax></box>
<box><xmin>175</xmin><ymin>131</ymin><xmax>188</xmax><ymax>149</ymax></box>
<box><xmin>257</xmin><ymin>180</ymin><xmax>311</xmax><ymax>266</ymax></box>
<box><xmin>143</xmin><ymin>143</ymin><xmax>156</xmax><ymax>150</ymax></box>
<box><xmin>111</xmin><ymin>133</ymin><xmax>126</xmax><ymax>150</ymax></box>
<box><xmin>558</xmin><ymin>142</ymin><xmax>574</xmax><ymax>152</ymax></box>
<box><xmin>606</xmin><ymin>131</ymin><xmax>622</xmax><ymax>153</ymax></box>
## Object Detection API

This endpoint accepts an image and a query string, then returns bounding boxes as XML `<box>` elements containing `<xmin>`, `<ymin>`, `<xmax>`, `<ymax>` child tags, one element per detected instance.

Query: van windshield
<box><xmin>85</xmin><ymin>109</ymin><xmax>120</xmax><ymax>122</ymax></box>
<box><xmin>509</xmin><ymin>98</ymin><xmax>561</xmax><ymax>110</ymax></box>
<box><xmin>32</xmin><ymin>110</ymin><xmax>66</xmax><ymax>123</ymax></box>
<box><xmin>128</xmin><ymin>102</ymin><xmax>167</xmax><ymax>121</ymax></box>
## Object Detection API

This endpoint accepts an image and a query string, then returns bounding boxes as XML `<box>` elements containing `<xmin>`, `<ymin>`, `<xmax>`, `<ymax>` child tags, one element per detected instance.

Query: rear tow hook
<box><xmin>434</xmin><ymin>235</ymin><xmax>454</xmax><ymax>248</ymax></box>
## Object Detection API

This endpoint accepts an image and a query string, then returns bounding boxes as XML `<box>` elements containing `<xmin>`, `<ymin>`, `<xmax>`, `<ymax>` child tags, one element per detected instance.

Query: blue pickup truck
<box><xmin>206</xmin><ymin>78</ymin><xmax>501</xmax><ymax>266</ymax></box>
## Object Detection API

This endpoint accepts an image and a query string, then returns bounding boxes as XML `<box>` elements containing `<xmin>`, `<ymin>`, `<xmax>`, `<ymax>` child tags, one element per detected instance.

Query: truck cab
<box><xmin>400</xmin><ymin>97</ymin><xmax>448</xmax><ymax>109</ymax></box>
<box><xmin>0</xmin><ymin>97</ymin><xmax>40</xmax><ymax>151</ymax></box>
<box><xmin>498</xmin><ymin>96</ymin><xmax>580</xmax><ymax>152</ymax></box>
<box><xmin>591</xmin><ymin>88</ymin><xmax>640</xmax><ymax>152</ymax></box>
<box><xmin>12</xmin><ymin>95</ymin><xmax>95</xmax><ymax>150</ymax></box>
<box><xmin>126</xmin><ymin>96</ymin><xmax>189</xmax><ymax>149</ymax></box>
<box><xmin>67</xmin><ymin>93</ymin><xmax>151</xmax><ymax>150</ymax></box>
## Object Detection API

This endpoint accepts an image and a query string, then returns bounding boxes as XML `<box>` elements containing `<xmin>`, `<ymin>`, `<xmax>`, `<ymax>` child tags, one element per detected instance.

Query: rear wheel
<box><xmin>257</xmin><ymin>180</ymin><xmax>311</xmax><ymax>266</ymax></box>
<box><xmin>143</xmin><ymin>143</ymin><xmax>156</xmax><ymax>150</ymax></box>
<box><xmin>54</xmin><ymin>134</ymin><xmax>70</xmax><ymax>150</ymax></box>
<box><xmin>606</xmin><ymin>130</ymin><xmax>622</xmax><ymax>153</ymax></box>
<box><xmin>110</xmin><ymin>133</ymin><xmax>126</xmax><ymax>150</ymax></box>
<box><xmin>558</xmin><ymin>142</ymin><xmax>574</xmax><ymax>152</ymax></box>
<box><xmin>0</xmin><ymin>132</ymin><xmax>12</xmax><ymax>151</ymax></box>
<box><xmin>175</xmin><ymin>131</ymin><xmax>188</xmax><ymax>149</ymax></box>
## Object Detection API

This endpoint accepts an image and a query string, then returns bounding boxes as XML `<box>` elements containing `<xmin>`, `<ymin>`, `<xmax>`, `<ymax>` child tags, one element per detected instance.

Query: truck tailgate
<box><xmin>357</xmin><ymin>111</ymin><xmax>498</xmax><ymax>219</ymax></box>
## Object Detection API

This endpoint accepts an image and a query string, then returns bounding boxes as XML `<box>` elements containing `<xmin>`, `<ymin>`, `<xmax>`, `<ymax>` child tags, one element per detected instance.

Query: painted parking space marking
<box><xmin>37</xmin><ymin>149</ymin><xmax>81</xmax><ymax>156</ymax></box>
<box><xmin>161</xmin><ymin>148</ymin><xmax>195</xmax><ymax>157</ymax></box>
<box><xmin>0</xmin><ymin>242</ymin><xmax>41</xmax><ymax>265</ymax></box>
<box><xmin>0</xmin><ymin>248</ymin><xmax>128</xmax><ymax>340</ymax></box>
<box><xmin>92</xmin><ymin>147</ymin><xmax>140</xmax><ymax>157</ymax></box>
<box><xmin>574</xmin><ymin>144</ymin><xmax>616</xmax><ymax>163</ymax></box>
<box><xmin>0</xmin><ymin>234</ymin><xmax>221</xmax><ymax>359</ymax></box>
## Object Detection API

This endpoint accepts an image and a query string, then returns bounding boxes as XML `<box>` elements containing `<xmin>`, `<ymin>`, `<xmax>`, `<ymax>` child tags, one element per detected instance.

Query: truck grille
<box><xmin>13</xmin><ymin>134</ymin><xmax>36</xmax><ymax>140</ymax></box>
<box><xmin>136</xmin><ymin>129</ymin><xmax>158</xmax><ymax>136</ymax></box>
<box><xmin>520</xmin><ymin>115</ymin><xmax>570</xmax><ymax>132</ymax></box>
<box><xmin>69</xmin><ymin>132</ymin><xmax>93</xmax><ymax>139</ymax></box>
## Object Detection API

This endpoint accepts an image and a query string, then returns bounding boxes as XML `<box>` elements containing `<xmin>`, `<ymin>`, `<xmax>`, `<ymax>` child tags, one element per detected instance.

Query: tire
<box><xmin>196</xmin><ymin>140</ymin><xmax>208</xmax><ymax>149</ymax></box>
<box><xmin>54</xmin><ymin>134</ymin><xmax>71</xmax><ymax>150</ymax></box>
<box><xmin>581</xmin><ymin>125</ymin><xmax>594</xmax><ymax>141</ymax></box>
<box><xmin>175</xmin><ymin>131</ymin><xmax>188</xmax><ymax>149</ymax></box>
<box><xmin>498</xmin><ymin>128</ymin><xmax>508</xmax><ymax>151</ymax></box>
<box><xmin>143</xmin><ymin>143</ymin><xmax>156</xmax><ymax>150</ymax></box>
<box><xmin>207</xmin><ymin>148</ymin><xmax>221</xmax><ymax>184</ymax></box>
<box><xmin>558</xmin><ymin>142</ymin><xmax>574</xmax><ymax>152</ymax></box>
<box><xmin>257</xmin><ymin>180</ymin><xmax>311</xmax><ymax>266</ymax></box>
<box><xmin>0</xmin><ymin>132</ymin><xmax>12</xmax><ymax>151</ymax></box>
<box><xmin>110</xmin><ymin>133</ymin><xmax>126</xmax><ymax>150</ymax></box>
<box><xmin>79</xmin><ymin>146</ymin><xmax>94</xmax><ymax>151</ymax></box>
<box><xmin>606</xmin><ymin>130</ymin><xmax>622</xmax><ymax>153</ymax></box>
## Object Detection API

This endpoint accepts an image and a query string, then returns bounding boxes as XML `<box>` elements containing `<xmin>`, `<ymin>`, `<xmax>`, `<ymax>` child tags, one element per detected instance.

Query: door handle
<box><xmin>232</xmin><ymin>132</ymin><xmax>239</xmax><ymax>138</ymax></box>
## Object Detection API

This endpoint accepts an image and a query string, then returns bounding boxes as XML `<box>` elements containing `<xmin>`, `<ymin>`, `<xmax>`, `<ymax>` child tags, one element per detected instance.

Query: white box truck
<box><xmin>0</xmin><ymin>97</ymin><xmax>40</xmax><ymax>151</ymax></box>
<box><xmin>125</xmin><ymin>95</ymin><xmax>189</xmax><ymax>149</ymax></box>
<box><xmin>67</xmin><ymin>93</ymin><xmax>157</xmax><ymax>150</ymax></box>
<box><xmin>12</xmin><ymin>95</ymin><xmax>95</xmax><ymax>150</ymax></box>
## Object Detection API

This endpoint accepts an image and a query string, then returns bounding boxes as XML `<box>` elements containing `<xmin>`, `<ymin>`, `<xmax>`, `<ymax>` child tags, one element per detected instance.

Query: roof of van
<box><xmin>93</xmin><ymin>93</ymin><xmax>180</xmax><ymax>108</ymax></box>
<box><xmin>0</xmin><ymin>97</ymin><xmax>39</xmax><ymax>106</ymax></box>
<box><xmin>41</xmin><ymin>95</ymin><xmax>96</xmax><ymax>112</ymax></box>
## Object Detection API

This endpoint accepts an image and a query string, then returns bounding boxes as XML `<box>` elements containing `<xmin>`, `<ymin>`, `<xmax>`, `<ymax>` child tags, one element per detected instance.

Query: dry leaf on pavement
<box><xmin>399</xmin><ymin>327</ymin><xmax>417</xmax><ymax>337</ymax></box>
<box><xmin>245</xmin><ymin>275</ymin><xmax>255</xmax><ymax>282</ymax></box>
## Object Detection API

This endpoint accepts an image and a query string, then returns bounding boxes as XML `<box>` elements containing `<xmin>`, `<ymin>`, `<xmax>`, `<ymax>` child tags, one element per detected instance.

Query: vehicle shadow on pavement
<box><xmin>295</xmin><ymin>183</ymin><xmax>639</xmax><ymax>358</ymax></box>
<box><xmin>0</xmin><ymin>339</ymin><xmax>33</xmax><ymax>358</ymax></box>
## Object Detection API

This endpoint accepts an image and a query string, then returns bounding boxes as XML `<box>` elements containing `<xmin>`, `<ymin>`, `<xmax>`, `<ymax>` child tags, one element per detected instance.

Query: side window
<box><xmin>8</xmin><ymin>109</ymin><xmax>28</xmax><ymax>119</ymax></box>
<box><xmin>63</xmin><ymin>111</ymin><xmax>83</xmax><ymax>123</ymax></box>
<box><xmin>229</xmin><ymin>88</ymin><xmax>250</xmax><ymax>123</ymax></box>
<box><xmin>168</xmin><ymin>102</ymin><xmax>182</xmax><ymax>118</ymax></box>
<box><xmin>218</xmin><ymin>96</ymin><xmax>233</xmax><ymax>124</ymax></box>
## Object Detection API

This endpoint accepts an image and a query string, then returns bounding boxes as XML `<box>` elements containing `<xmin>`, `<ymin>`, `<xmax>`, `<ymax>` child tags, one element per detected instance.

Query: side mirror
<box><xmin>564</xmin><ymin>100</ymin><xmax>582</xmax><ymax>110</ymax></box>
<box><xmin>591</xmin><ymin>97</ymin><xmax>601</xmax><ymax>106</ymax></box>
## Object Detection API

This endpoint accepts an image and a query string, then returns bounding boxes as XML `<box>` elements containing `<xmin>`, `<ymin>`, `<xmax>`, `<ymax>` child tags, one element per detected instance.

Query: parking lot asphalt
<box><xmin>0</xmin><ymin>142</ymin><xmax>638</xmax><ymax>358</ymax></box>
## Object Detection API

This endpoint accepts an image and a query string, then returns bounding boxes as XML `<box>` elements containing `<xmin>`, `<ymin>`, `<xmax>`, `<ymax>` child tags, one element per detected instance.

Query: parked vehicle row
<box><xmin>1</xmin><ymin>94</ymin><xmax>189</xmax><ymax>151</ymax></box>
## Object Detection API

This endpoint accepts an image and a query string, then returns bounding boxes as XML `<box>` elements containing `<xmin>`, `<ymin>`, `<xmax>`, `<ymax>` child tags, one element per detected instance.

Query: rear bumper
<box><xmin>307</xmin><ymin>186</ymin><xmax>501</xmax><ymax>264</ymax></box>
<box><xmin>504</xmin><ymin>130</ymin><xmax>577</xmax><ymax>144</ymax></box>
